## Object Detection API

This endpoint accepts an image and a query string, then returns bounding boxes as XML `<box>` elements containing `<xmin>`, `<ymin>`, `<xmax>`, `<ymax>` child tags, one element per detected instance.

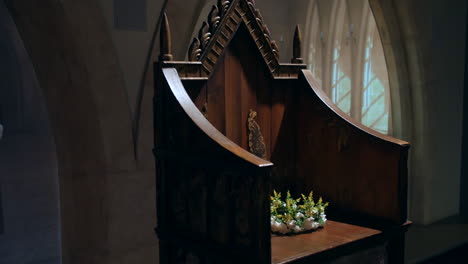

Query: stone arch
<box><xmin>368</xmin><ymin>0</ymin><xmax>415</xmax><ymax>141</ymax></box>
<box><xmin>368</xmin><ymin>0</ymin><xmax>426</xmax><ymax>224</ymax></box>
<box><xmin>7</xmin><ymin>1</ymin><xmax>137</xmax><ymax>263</ymax></box>
<box><xmin>0</xmin><ymin>2</ymin><xmax>61</xmax><ymax>263</ymax></box>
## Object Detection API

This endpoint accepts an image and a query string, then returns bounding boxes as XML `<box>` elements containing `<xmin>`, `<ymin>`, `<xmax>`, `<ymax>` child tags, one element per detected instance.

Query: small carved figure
<box><xmin>248</xmin><ymin>109</ymin><xmax>267</xmax><ymax>159</ymax></box>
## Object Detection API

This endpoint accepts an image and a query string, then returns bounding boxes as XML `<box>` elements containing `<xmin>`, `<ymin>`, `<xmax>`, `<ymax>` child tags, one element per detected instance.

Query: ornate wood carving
<box><xmin>209</xmin><ymin>5</ymin><xmax>221</xmax><ymax>33</ymax></box>
<box><xmin>271</xmin><ymin>40</ymin><xmax>280</xmax><ymax>61</ymax></box>
<box><xmin>159</xmin><ymin>13</ymin><xmax>173</xmax><ymax>61</ymax></box>
<box><xmin>217</xmin><ymin>0</ymin><xmax>231</xmax><ymax>16</ymax></box>
<box><xmin>248</xmin><ymin>110</ymin><xmax>267</xmax><ymax>159</ymax></box>
<box><xmin>184</xmin><ymin>0</ymin><xmax>285</xmax><ymax>76</ymax></box>
<box><xmin>198</xmin><ymin>22</ymin><xmax>212</xmax><ymax>50</ymax></box>
<box><xmin>292</xmin><ymin>25</ymin><xmax>303</xmax><ymax>64</ymax></box>
<box><xmin>176</xmin><ymin>0</ymin><xmax>307</xmax><ymax>79</ymax></box>
<box><xmin>188</xmin><ymin>38</ymin><xmax>202</xmax><ymax>61</ymax></box>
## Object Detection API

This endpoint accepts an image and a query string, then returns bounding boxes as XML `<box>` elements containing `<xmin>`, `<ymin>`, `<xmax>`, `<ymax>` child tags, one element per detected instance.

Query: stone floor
<box><xmin>406</xmin><ymin>215</ymin><xmax>468</xmax><ymax>263</ymax></box>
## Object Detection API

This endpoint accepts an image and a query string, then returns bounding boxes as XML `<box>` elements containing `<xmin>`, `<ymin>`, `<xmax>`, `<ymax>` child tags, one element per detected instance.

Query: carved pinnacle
<box><xmin>160</xmin><ymin>13</ymin><xmax>173</xmax><ymax>61</ymax></box>
<box><xmin>292</xmin><ymin>25</ymin><xmax>303</xmax><ymax>63</ymax></box>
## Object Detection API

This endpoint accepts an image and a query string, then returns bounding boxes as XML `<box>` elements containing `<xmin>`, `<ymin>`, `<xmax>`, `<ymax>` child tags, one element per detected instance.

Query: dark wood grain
<box><xmin>293</xmin><ymin>70</ymin><xmax>409</xmax><ymax>224</ymax></box>
<box><xmin>157</xmin><ymin>68</ymin><xmax>272</xmax><ymax>264</ymax></box>
<box><xmin>162</xmin><ymin>68</ymin><xmax>273</xmax><ymax>167</ymax></box>
<box><xmin>271</xmin><ymin>221</ymin><xmax>382</xmax><ymax>264</ymax></box>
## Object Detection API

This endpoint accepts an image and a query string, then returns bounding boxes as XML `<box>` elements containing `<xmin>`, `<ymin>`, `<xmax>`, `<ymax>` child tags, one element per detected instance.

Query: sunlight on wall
<box><xmin>362</xmin><ymin>34</ymin><xmax>389</xmax><ymax>134</ymax></box>
<box><xmin>306</xmin><ymin>0</ymin><xmax>391</xmax><ymax>134</ymax></box>
<box><xmin>332</xmin><ymin>44</ymin><xmax>352</xmax><ymax>115</ymax></box>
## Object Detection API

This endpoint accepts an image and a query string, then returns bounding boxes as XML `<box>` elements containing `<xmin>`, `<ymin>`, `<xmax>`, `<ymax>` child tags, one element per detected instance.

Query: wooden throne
<box><xmin>154</xmin><ymin>0</ymin><xmax>410</xmax><ymax>263</ymax></box>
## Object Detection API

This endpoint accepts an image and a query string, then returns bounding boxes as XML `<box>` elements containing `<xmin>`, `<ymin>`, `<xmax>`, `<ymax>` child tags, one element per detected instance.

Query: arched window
<box><xmin>360</xmin><ymin>9</ymin><xmax>391</xmax><ymax>134</ymax></box>
<box><xmin>305</xmin><ymin>1</ymin><xmax>323</xmax><ymax>85</ymax></box>
<box><xmin>330</xmin><ymin>1</ymin><xmax>352</xmax><ymax>115</ymax></box>
<box><xmin>305</xmin><ymin>0</ymin><xmax>391</xmax><ymax>134</ymax></box>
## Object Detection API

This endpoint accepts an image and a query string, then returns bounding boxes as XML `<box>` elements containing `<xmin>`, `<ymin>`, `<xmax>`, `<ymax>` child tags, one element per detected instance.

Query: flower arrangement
<box><xmin>270</xmin><ymin>190</ymin><xmax>329</xmax><ymax>235</ymax></box>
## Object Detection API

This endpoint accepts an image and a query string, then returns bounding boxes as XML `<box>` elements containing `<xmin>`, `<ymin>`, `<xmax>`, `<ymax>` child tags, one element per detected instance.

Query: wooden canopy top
<box><xmin>159</xmin><ymin>0</ymin><xmax>307</xmax><ymax>79</ymax></box>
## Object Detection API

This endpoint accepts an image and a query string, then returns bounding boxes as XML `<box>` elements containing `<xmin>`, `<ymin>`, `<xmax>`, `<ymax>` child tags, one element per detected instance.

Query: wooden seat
<box><xmin>154</xmin><ymin>0</ymin><xmax>410</xmax><ymax>263</ymax></box>
<box><xmin>272</xmin><ymin>221</ymin><xmax>382</xmax><ymax>264</ymax></box>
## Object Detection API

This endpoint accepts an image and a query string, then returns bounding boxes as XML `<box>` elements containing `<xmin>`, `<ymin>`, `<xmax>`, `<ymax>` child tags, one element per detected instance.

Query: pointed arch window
<box><xmin>330</xmin><ymin>1</ymin><xmax>352</xmax><ymax>115</ymax></box>
<box><xmin>304</xmin><ymin>0</ymin><xmax>391</xmax><ymax>134</ymax></box>
<box><xmin>331</xmin><ymin>43</ymin><xmax>352</xmax><ymax>115</ymax></box>
<box><xmin>305</xmin><ymin>1</ymin><xmax>323</xmax><ymax>85</ymax></box>
<box><xmin>361</xmin><ymin>15</ymin><xmax>391</xmax><ymax>134</ymax></box>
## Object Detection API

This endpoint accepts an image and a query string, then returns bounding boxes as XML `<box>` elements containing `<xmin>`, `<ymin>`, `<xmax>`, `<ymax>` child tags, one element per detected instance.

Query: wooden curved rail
<box><xmin>301</xmin><ymin>70</ymin><xmax>409</xmax><ymax>147</ymax></box>
<box><xmin>163</xmin><ymin>68</ymin><xmax>273</xmax><ymax>168</ymax></box>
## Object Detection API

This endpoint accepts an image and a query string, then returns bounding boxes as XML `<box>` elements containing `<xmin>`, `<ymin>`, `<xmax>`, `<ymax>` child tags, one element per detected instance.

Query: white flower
<box><xmin>321</xmin><ymin>217</ymin><xmax>327</xmax><ymax>225</ymax></box>
<box><xmin>311</xmin><ymin>221</ymin><xmax>320</xmax><ymax>229</ymax></box>
<box><xmin>271</xmin><ymin>221</ymin><xmax>281</xmax><ymax>232</ymax></box>
<box><xmin>287</xmin><ymin>220</ymin><xmax>296</xmax><ymax>229</ymax></box>
<box><xmin>303</xmin><ymin>217</ymin><xmax>314</xmax><ymax>230</ymax></box>
<box><xmin>296</xmin><ymin>212</ymin><xmax>305</xmax><ymax>219</ymax></box>
<box><xmin>292</xmin><ymin>204</ymin><xmax>297</xmax><ymax>209</ymax></box>
<box><xmin>293</xmin><ymin>225</ymin><xmax>303</xmax><ymax>233</ymax></box>
<box><xmin>277</xmin><ymin>222</ymin><xmax>288</xmax><ymax>234</ymax></box>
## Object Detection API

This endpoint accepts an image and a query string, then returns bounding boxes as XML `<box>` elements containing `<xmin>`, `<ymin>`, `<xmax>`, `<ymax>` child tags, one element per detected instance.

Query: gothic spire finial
<box><xmin>291</xmin><ymin>25</ymin><xmax>303</xmax><ymax>63</ymax></box>
<box><xmin>160</xmin><ymin>13</ymin><xmax>173</xmax><ymax>61</ymax></box>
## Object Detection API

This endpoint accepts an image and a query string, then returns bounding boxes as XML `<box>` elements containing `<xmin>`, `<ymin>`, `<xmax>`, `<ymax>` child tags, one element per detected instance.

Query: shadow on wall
<box><xmin>0</xmin><ymin>2</ymin><xmax>61</xmax><ymax>264</ymax></box>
